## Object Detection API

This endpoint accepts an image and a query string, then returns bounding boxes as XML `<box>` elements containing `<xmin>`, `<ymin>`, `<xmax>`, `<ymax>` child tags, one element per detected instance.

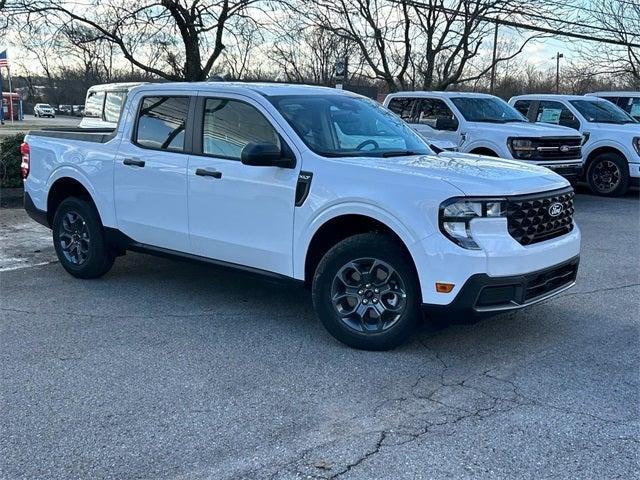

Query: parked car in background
<box><xmin>587</xmin><ymin>92</ymin><xmax>640</xmax><ymax>121</ymax></box>
<box><xmin>22</xmin><ymin>82</ymin><xmax>580</xmax><ymax>350</ymax></box>
<box><xmin>384</xmin><ymin>92</ymin><xmax>584</xmax><ymax>183</ymax></box>
<box><xmin>58</xmin><ymin>105</ymin><xmax>73</xmax><ymax>115</ymax></box>
<box><xmin>510</xmin><ymin>94</ymin><xmax>639</xmax><ymax>196</ymax></box>
<box><xmin>34</xmin><ymin>103</ymin><xmax>55</xmax><ymax>118</ymax></box>
<box><xmin>80</xmin><ymin>82</ymin><xmax>145</xmax><ymax>128</ymax></box>
<box><xmin>72</xmin><ymin>105</ymin><xmax>85</xmax><ymax>117</ymax></box>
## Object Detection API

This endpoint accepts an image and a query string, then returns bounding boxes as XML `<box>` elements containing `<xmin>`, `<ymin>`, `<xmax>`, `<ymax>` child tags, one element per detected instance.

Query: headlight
<box><xmin>633</xmin><ymin>137</ymin><xmax>640</xmax><ymax>155</ymax></box>
<box><xmin>508</xmin><ymin>138</ymin><xmax>535</xmax><ymax>159</ymax></box>
<box><xmin>439</xmin><ymin>198</ymin><xmax>505</xmax><ymax>249</ymax></box>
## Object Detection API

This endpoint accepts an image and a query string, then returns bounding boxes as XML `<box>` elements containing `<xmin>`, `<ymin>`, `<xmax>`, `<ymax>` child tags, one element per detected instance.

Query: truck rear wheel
<box><xmin>586</xmin><ymin>153</ymin><xmax>629</xmax><ymax>197</ymax></box>
<box><xmin>52</xmin><ymin>196</ymin><xmax>114</xmax><ymax>279</ymax></box>
<box><xmin>312</xmin><ymin>233</ymin><xmax>421</xmax><ymax>350</ymax></box>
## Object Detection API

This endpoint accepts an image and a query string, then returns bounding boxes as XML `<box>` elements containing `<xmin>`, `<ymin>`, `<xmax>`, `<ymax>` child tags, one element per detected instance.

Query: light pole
<box><xmin>555</xmin><ymin>52</ymin><xmax>564</xmax><ymax>94</ymax></box>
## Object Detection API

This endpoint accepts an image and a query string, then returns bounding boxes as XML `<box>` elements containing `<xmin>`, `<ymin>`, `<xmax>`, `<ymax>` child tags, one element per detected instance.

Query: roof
<box><xmin>129</xmin><ymin>81</ymin><xmax>358</xmax><ymax>98</ymax></box>
<box><xmin>510</xmin><ymin>94</ymin><xmax>609</xmax><ymax>101</ymax></box>
<box><xmin>588</xmin><ymin>91</ymin><xmax>639</xmax><ymax>97</ymax></box>
<box><xmin>87</xmin><ymin>82</ymin><xmax>148</xmax><ymax>92</ymax></box>
<box><xmin>386</xmin><ymin>91</ymin><xmax>498</xmax><ymax>99</ymax></box>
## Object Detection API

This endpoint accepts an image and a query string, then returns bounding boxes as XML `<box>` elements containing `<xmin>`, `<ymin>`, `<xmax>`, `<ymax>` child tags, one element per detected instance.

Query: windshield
<box><xmin>268</xmin><ymin>94</ymin><xmax>432</xmax><ymax>158</ymax></box>
<box><xmin>569</xmin><ymin>99</ymin><xmax>636</xmax><ymax>124</ymax></box>
<box><xmin>451</xmin><ymin>97</ymin><xmax>526</xmax><ymax>123</ymax></box>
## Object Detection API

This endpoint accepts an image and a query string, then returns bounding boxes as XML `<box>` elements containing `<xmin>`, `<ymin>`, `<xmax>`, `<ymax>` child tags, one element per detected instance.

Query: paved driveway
<box><xmin>1</xmin><ymin>192</ymin><xmax>638</xmax><ymax>479</ymax></box>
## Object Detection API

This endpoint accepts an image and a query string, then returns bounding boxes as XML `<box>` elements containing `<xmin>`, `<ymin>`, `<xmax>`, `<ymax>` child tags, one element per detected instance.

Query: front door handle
<box><xmin>195</xmin><ymin>168</ymin><xmax>222</xmax><ymax>179</ymax></box>
<box><xmin>123</xmin><ymin>158</ymin><xmax>145</xmax><ymax>167</ymax></box>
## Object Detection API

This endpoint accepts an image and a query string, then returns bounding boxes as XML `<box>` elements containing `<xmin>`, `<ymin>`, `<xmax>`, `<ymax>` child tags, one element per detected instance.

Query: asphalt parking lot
<box><xmin>1</xmin><ymin>191</ymin><xmax>638</xmax><ymax>479</ymax></box>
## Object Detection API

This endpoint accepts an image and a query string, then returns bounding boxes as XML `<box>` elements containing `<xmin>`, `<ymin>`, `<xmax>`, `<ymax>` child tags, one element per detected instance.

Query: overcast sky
<box><xmin>0</xmin><ymin>0</ymin><xmax>620</xmax><ymax>77</ymax></box>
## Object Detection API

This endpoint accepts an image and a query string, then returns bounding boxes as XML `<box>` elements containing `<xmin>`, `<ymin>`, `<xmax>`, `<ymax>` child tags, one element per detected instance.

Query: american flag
<box><xmin>0</xmin><ymin>50</ymin><xmax>8</xmax><ymax>67</ymax></box>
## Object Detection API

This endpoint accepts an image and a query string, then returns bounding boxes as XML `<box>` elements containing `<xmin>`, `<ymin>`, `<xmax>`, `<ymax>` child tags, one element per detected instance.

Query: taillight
<box><xmin>20</xmin><ymin>142</ymin><xmax>30</xmax><ymax>179</ymax></box>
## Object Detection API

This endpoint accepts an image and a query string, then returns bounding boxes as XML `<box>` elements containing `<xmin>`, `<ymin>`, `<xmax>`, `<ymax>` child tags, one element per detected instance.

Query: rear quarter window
<box><xmin>84</xmin><ymin>91</ymin><xmax>105</xmax><ymax>118</ymax></box>
<box><xmin>104</xmin><ymin>91</ymin><xmax>126</xmax><ymax>123</ymax></box>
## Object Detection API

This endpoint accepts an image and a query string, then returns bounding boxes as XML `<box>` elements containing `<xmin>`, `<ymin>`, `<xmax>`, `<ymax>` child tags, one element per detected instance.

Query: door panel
<box><xmin>114</xmin><ymin>95</ymin><xmax>191</xmax><ymax>252</ymax></box>
<box><xmin>188</xmin><ymin>159</ymin><xmax>297</xmax><ymax>274</ymax></box>
<box><xmin>188</xmin><ymin>95</ymin><xmax>298</xmax><ymax>275</ymax></box>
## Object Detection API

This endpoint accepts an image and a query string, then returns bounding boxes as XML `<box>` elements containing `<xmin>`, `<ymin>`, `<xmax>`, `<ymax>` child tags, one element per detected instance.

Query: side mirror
<box><xmin>241</xmin><ymin>142</ymin><xmax>295</xmax><ymax>168</ymax></box>
<box><xmin>435</xmin><ymin>117</ymin><xmax>458</xmax><ymax>131</ymax></box>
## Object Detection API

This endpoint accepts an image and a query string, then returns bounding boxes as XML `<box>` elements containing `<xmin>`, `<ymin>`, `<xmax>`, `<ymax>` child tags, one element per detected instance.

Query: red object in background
<box><xmin>2</xmin><ymin>92</ymin><xmax>20</xmax><ymax>120</ymax></box>
<box><xmin>20</xmin><ymin>142</ymin><xmax>30</xmax><ymax>179</ymax></box>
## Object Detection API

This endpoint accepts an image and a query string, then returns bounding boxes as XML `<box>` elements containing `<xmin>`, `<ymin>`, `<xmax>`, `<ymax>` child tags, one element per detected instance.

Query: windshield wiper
<box><xmin>381</xmin><ymin>150</ymin><xmax>422</xmax><ymax>157</ymax></box>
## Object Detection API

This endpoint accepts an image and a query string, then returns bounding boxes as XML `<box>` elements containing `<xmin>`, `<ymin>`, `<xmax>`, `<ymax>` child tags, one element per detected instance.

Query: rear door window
<box><xmin>104</xmin><ymin>91</ymin><xmax>126</xmax><ymax>123</ymax></box>
<box><xmin>387</xmin><ymin>97</ymin><xmax>417</xmax><ymax>122</ymax></box>
<box><xmin>84</xmin><ymin>91</ymin><xmax>105</xmax><ymax>118</ymax></box>
<box><xmin>202</xmin><ymin>98</ymin><xmax>279</xmax><ymax>160</ymax></box>
<box><xmin>135</xmin><ymin>96</ymin><xmax>189</xmax><ymax>151</ymax></box>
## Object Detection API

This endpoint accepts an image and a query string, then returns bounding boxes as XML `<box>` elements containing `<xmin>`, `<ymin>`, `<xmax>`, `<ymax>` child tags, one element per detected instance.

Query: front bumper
<box><xmin>423</xmin><ymin>255</ymin><xmax>579</xmax><ymax>316</ymax></box>
<box><xmin>542</xmin><ymin>163</ymin><xmax>583</xmax><ymax>181</ymax></box>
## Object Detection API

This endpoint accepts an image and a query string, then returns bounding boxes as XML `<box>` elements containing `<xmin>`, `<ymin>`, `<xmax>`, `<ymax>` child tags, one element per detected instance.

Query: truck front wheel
<box><xmin>52</xmin><ymin>196</ymin><xmax>114</xmax><ymax>279</ymax></box>
<box><xmin>586</xmin><ymin>153</ymin><xmax>629</xmax><ymax>196</ymax></box>
<box><xmin>312</xmin><ymin>233</ymin><xmax>421</xmax><ymax>350</ymax></box>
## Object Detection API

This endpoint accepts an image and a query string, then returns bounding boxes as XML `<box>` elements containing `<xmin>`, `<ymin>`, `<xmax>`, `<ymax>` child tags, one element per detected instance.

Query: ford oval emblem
<box><xmin>549</xmin><ymin>202</ymin><xmax>564</xmax><ymax>217</ymax></box>
<box><xmin>560</xmin><ymin>145</ymin><xmax>570</xmax><ymax>153</ymax></box>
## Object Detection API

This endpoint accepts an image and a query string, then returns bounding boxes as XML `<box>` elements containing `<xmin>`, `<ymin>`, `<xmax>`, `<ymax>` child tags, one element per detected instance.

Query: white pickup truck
<box><xmin>510</xmin><ymin>94</ymin><xmax>640</xmax><ymax>196</ymax></box>
<box><xmin>384</xmin><ymin>92</ymin><xmax>584</xmax><ymax>183</ymax></box>
<box><xmin>22</xmin><ymin>82</ymin><xmax>581</xmax><ymax>350</ymax></box>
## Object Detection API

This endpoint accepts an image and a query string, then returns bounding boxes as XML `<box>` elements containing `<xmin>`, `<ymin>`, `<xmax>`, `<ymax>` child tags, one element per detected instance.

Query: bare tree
<box><xmin>572</xmin><ymin>0</ymin><xmax>639</xmax><ymax>88</ymax></box>
<box><xmin>295</xmin><ymin>0</ymin><xmax>547</xmax><ymax>92</ymax></box>
<box><xmin>12</xmin><ymin>0</ymin><xmax>262</xmax><ymax>81</ymax></box>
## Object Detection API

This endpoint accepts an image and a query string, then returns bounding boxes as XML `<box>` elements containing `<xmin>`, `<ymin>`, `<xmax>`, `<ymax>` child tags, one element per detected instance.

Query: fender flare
<box><xmin>293</xmin><ymin>201</ymin><xmax>429</xmax><ymax>285</ymax></box>
<box><xmin>46</xmin><ymin>166</ymin><xmax>111</xmax><ymax>225</ymax></box>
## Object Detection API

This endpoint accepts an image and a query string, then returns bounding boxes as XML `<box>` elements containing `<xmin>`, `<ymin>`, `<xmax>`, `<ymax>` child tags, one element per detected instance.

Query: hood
<box><xmin>336</xmin><ymin>153</ymin><xmax>569</xmax><ymax>197</ymax></box>
<box><xmin>467</xmin><ymin>121</ymin><xmax>579</xmax><ymax>138</ymax></box>
<box><xmin>590</xmin><ymin>122</ymin><xmax>640</xmax><ymax>136</ymax></box>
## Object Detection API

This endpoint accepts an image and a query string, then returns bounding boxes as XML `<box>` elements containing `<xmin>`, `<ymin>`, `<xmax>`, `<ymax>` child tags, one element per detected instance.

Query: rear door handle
<box><xmin>123</xmin><ymin>158</ymin><xmax>145</xmax><ymax>167</ymax></box>
<box><xmin>195</xmin><ymin>168</ymin><xmax>222</xmax><ymax>179</ymax></box>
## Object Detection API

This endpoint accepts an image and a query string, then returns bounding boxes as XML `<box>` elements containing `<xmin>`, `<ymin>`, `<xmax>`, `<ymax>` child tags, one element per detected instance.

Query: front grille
<box><xmin>506</xmin><ymin>187</ymin><xmax>575</xmax><ymax>245</ymax></box>
<box><xmin>523</xmin><ymin>259</ymin><xmax>578</xmax><ymax>302</ymax></box>
<box><xmin>535</xmin><ymin>137</ymin><xmax>582</xmax><ymax>161</ymax></box>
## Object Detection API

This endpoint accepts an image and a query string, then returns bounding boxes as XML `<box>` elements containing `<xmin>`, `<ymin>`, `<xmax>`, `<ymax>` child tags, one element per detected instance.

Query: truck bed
<box><xmin>28</xmin><ymin>127</ymin><xmax>117</xmax><ymax>144</ymax></box>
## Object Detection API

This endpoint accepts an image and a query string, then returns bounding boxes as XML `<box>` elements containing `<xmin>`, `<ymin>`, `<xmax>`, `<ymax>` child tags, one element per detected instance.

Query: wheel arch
<box><xmin>47</xmin><ymin>175</ymin><xmax>100</xmax><ymax>227</ymax></box>
<box><xmin>299</xmin><ymin>207</ymin><xmax>424</xmax><ymax>293</ymax></box>
<box><xmin>585</xmin><ymin>146</ymin><xmax>626</xmax><ymax>166</ymax></box>
<box><xmin>469</xmin><ymin>147</ymin><xmax>499</xmax><ymax>157</ymax></box>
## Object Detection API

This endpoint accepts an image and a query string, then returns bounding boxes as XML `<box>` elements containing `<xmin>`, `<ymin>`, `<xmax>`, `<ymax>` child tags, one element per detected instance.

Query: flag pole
<box><xmin>7</xmin><ymin>65</ymin><xmax>14</xmax><ymax>124</ymax></box>
<box><xmin>0</xmin><ymin>67</ymin><xmax>4</xmax><ymax>125</ymax></box>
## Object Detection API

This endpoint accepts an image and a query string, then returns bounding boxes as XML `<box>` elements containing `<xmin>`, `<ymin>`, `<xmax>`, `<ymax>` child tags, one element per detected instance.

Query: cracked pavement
<box><xmin>1</xmin><ymin>191</ymin><xmax>638</xmax><ymax>479</ymax></box>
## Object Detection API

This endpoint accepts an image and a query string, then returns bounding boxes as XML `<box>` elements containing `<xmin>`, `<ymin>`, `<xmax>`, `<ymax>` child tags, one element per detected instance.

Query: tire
<box><xmin>52</xmin><ymin>196</ymin><xmax>115</xmax><ymax>279</ymax></box>
<box><xmin>312</xmin><ymin>233</ymin><xmax>421</xmax><ymax>350</ymax></box>
<box><xmin>586</xmin><ymin>153</ymin><xmax>629</xmax><ymax>197</ymax></box>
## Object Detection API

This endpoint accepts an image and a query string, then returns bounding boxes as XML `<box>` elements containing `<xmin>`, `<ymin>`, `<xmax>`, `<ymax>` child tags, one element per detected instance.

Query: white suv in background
<box><xmin>588</xmin><ymin>92</ymin><xmax>640</xmax><ymax>121</ymax></box>
<box><xmin>80</xmin><ymin>82</ymin><xmax>145</xmax><ymax>129</ymax></box>
<box><xmin>33</xmin><ymin>103</ymin><xmax>56</xmax><ymax>118</ymax></box>
<box><xmin>383</xmin><ymin>92</ymin><xmax>584</xmax><ymax>183</ymax></box>
<box><xmin>510</xmin><ymin>94</ymin><xmax>640</xmax><ymax>196</ymax></box>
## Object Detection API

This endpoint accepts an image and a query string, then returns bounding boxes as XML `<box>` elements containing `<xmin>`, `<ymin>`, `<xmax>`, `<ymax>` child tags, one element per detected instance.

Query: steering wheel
<box><xmin>355</xmin><ymin>139</ymin><xmax>379</xmax><ymax>151</ymax></box>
